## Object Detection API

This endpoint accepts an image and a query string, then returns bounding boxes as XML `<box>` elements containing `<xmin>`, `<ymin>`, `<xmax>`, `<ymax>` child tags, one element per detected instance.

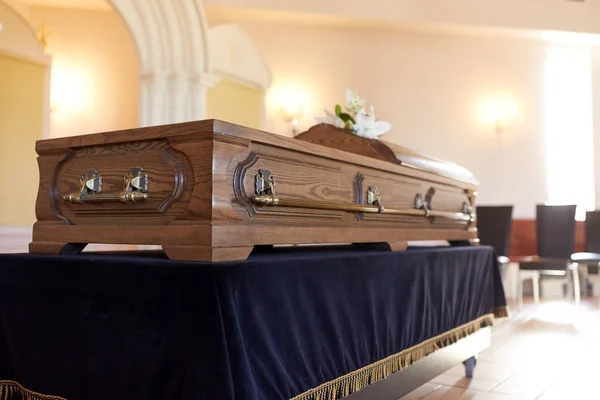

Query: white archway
<box><xmin>108</xmin><ymin>0</ymin><xmax>219</xmax><ymax>127</ymax></box>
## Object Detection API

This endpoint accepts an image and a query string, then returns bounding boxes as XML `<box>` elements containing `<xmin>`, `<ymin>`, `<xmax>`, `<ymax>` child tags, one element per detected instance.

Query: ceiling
<box><xmin>9</xmin><ymin>0</ymin><xmax>111</xmax><ymax>11</ymax></box>
<box><xmin>7</xmin><ymin>0</ymin><xmax>600</xmax><ymax>46</ymax></box>
<box><xmin>205</xmin><ymin>5</ymin><xmax>600</xmax><ymax>46</ymax></box>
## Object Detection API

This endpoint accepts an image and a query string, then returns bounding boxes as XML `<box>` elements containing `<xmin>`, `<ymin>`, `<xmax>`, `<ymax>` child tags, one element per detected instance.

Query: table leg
<box><xmin>463</xmin><ymin>356</ymin><xmax>477</xmax><ymax>378</ymax></box>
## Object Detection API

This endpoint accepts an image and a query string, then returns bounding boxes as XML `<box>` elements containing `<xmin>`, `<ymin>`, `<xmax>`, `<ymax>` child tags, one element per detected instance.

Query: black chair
<box><xmin>571</xmin><ymin>210</ymin><xmax>600</xmax><ymax>296</ymax></box>
<box><xmin>584</xmin><ymin>211</ymin><xmax>600</xmax><ymax>252</ymax></box>
<box><xmin>476</xmin><ymin>205</ymin><xmax>513</xmax><ymax>284</ymax></box>
<box><xmin>518</xmin><ymin>204</ymin><xmax>579</xmax><ymax>308</ymax></box>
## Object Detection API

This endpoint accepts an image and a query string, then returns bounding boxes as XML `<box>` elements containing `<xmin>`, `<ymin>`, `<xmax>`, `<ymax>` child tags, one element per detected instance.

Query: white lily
<box><xmin>353</xmin><ymin>106</ymin><xmax>391</xmax><ymax>139</ymax></box>
<box><xmin>345</xmin><ymin>88</ymin><xmax>365</xmax><ymax>113</ymax></box>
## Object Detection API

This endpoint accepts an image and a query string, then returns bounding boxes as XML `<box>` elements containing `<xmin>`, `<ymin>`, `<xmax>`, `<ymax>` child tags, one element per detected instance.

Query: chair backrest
<box><xmin>585</xmin><ymin>210</ymin><xmax>600</xmax><ymax>252</ymax></box>
<box><xmin>476</xmin><ymin>205</ymin><xmax>513</xmax><ymax>256</ymax></box>
<box><xmin>536</xmin><ymin>204</ymin><xmax>577</xmax><ymax>258</ymax></box>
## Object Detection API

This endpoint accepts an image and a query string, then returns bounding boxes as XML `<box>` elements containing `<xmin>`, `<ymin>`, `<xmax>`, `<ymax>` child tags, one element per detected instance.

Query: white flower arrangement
<box><xmin>315</xmin><ymin>89</ymin><xmax>392</xmax><ymax>140</ymax></box>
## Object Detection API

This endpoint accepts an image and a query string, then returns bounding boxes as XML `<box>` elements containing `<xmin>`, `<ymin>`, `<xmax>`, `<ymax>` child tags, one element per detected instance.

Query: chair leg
<box><xmin>572</xmin><ymin>265</ymin><xmax>581</xmax><ymax>305</ymax></box>
<box><xmin>518</xmin><ymin>273</ymin><xmax>524</xmax><ymax>310</ymax></box>
<box><xmin>567</xmin><ymin>269</ymin><xmax>574</xmax><ymax>303</ymax></box>
<box><xmin>533</xmin><ymin>272</ymin><xmax>540</xmax><ymax>304</ymax></box>
<box><xmin>581</xmin><ymin>264</ymin><xmax>589</xmax><ymax>298</ymax></box>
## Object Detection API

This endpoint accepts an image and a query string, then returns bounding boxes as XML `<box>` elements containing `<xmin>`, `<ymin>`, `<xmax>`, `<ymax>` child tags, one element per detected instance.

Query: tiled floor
<box><xmin>401</xmin><ymin>298</ymin><xmax>600</xmax><ymax>399</ymax></box>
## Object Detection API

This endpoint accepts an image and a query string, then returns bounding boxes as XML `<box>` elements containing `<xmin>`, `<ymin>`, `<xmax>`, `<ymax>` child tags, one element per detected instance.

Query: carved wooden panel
<box><xmin>53</xmin><ymin>140</ymin><xmax>193</xmax><ymax>225</ymax></box>
<box><xmin>233</xmin><ymin>144</ymin><xmax>348</xmax><ymax>220</ymax></box>
<box><xmin>354</xmin><ymin>171</ymin><xmax>470</xmax><ymax>229</ymax></box>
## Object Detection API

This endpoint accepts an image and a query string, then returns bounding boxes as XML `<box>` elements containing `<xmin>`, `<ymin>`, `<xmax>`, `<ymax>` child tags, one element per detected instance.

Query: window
<box><xmin>544</xmin><ymin>46</ymin><xmax>595</xmax><ymax>220</ymax></box>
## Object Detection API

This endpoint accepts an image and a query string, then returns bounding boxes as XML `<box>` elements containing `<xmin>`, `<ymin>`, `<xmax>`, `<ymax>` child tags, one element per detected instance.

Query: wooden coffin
<box><xmin>30</xmin><ymin>120</ymin><xmax>479</xmax><ymax>262</ymax></box>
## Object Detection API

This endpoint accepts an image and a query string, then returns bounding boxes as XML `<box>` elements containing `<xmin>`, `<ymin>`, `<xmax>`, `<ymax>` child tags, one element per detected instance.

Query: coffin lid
<box><xmin>295</xmin><ymin>124</ymin><xmax>477</xmax><ymax>185</ymax></box>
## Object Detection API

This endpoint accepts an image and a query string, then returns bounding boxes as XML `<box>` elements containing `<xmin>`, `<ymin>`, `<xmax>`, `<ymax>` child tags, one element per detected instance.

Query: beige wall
<box><xmin>206</xmin><ymin>16</ymin><xmax>554</xmax><ymax>218</ymax></box>
<box><xmin>206</xmin><ymin>78</ymin><xmax>263</xmax><ymax>129</ymax></box>
<box><xmin>26</xmin><ymin>6</ymin><xmax>139</xmax><ymax>138</ymax></box>
<box><xmin>0</xmin><ymin>2</ymin><xmax>592</xmax><ymax>222</ymax></box>
<box><xmin>0</xmin><ymin>1</ymin><xmax>48</xmax><ymax>227</ymax></box>
<box><xmin>0</xmin><ymin>53</ymin><xmax>45</xmax><ymax>226</ymax></box>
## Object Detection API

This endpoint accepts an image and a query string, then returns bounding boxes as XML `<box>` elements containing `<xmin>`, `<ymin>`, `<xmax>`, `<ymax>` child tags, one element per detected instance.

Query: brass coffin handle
<box><xmin>62</xmin><ymin>167</ymin><xmax>149</xmax><ymax>204</ymax></box>
<box><xmin>250</xmin><ymin>169</ymin><xmax>475</xmax><ymax>223</ymax></box>
<box><xmin>414</xmin><ymin>189</ymin><xmax>476</xmax><ymax>223</ymax></box>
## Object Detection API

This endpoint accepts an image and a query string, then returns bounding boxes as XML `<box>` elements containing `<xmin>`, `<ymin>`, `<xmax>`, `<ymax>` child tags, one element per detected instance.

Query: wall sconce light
<box><xmin>281</xmin><ymin>102</ymin><xmax>303</xmax><ymax>135</ymax></box>
<box><xmin>50</xmin><ymin>96</ymin><xmax>62</xmax><ymax>113</ymax></box>
<box><xmin>265</xmin><ymin>82</ymin><xmax>310</xmax><ymax>135</ymax></box>
<box><xmin>49</xmin><ymin>60</ymin><xmax>92</xmax><ymax>115</ymax></box>
<box><xmin>494</xmin><ymin>104</ymin><xmax>518</xmax><ymax>133</ymax></box>
<box><xmin>476</xmin><ymin>98</ymin><xmax>519</xmax><ymax>133</ymax></box>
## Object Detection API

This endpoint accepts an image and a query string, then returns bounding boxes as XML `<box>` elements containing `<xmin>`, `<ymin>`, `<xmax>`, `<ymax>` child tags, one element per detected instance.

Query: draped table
<box><xmin>0</xmin><ymin>245</ymin><xmax>507</xmax><ymax>400</ymax></box>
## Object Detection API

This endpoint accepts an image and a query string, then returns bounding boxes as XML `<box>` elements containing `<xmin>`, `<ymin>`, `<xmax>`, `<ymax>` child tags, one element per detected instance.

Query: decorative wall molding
<box><xmin>108</xmin><ymin>0</ymin><xmax>219</xmax><ymax>127</ymax></box>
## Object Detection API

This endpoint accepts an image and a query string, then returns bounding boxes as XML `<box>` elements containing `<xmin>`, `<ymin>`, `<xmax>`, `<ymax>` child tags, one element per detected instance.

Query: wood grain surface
<box><xmin>31</xmin><ymin>120</ymin><xmax>479</xmax><ymax>261</ymax></box>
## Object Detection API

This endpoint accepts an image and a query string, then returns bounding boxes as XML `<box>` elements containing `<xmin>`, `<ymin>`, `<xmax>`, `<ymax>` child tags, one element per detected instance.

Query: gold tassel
<box><xmin>290</xmin><ymin>314</ymin><xmax>496</xmax><ymax>400</ymax></box>
<box><xmin>0</xmin><ymin>381</ymin><xmax>65</xmax><ymax>400</ymax></box>
<box><xmin>494</xmin><ymin>306</ymin><xmax>510</xmax><ymax>319</ymax></box>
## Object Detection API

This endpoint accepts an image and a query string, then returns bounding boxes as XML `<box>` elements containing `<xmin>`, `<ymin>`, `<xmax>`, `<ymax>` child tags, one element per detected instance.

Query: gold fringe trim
<box><xmin>0</xmin><ymin>381</ymin><xmax>66</xmax><ymax>400</ymax></box>
<box><xmin>494</xmin><ymin>306</ymin><xmax>510</xmax><ymax>319</ymax></box>
<box><xmin>290</xmin><ymin>314</ymin><xmax>496</xmax><ymax>400</ymax></box>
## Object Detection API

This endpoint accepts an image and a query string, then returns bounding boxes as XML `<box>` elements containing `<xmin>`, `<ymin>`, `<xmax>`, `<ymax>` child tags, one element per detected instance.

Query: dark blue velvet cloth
<box><xmin>0</xmin><ymin>245</ymin><xmax>505</xmax><ymax>400</ymax></box>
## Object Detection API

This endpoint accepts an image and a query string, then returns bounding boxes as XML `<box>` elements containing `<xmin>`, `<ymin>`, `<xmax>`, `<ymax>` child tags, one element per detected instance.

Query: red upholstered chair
<box><xmin>516</xmin><ymin>205</ymin><xmax>579</xmax><ymax>309</ymax></box>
